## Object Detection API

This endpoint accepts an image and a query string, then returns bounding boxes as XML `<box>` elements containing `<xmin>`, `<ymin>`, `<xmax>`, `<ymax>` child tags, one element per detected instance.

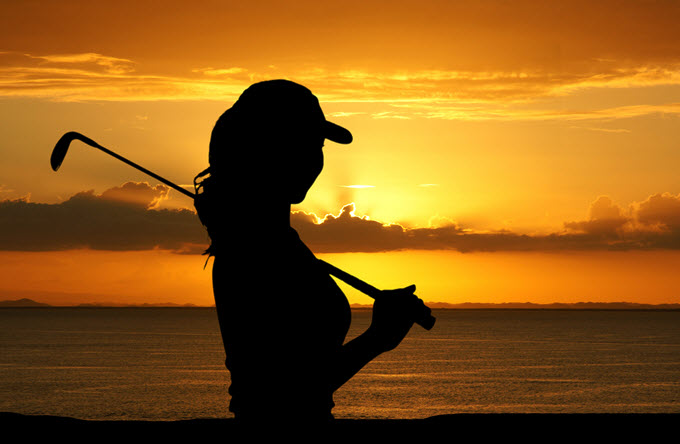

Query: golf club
<box><xmin>51</xmin><ymin>131</ymin><xmax>436</xmax><ymax>330</ymax></box>
<box><xmin>323</xmin><ymin>261</ymin><xmax>435</xmax><ymax>330</ymax></box>
<box><xmin>51</xmin><ymin>131</ymin><xmax>195</xmax><ymax>199</ymax></box>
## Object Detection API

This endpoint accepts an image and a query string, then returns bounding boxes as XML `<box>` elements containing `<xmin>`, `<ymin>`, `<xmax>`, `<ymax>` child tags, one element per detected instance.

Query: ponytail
<box><xmin>194</xmin><ymin>167</ymin><xmax>218</xmax><ymax>258</ymax></box>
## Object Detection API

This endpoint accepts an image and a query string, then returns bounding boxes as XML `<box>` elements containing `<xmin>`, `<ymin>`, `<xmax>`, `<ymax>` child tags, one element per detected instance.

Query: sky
<box><xmin>1</xmin><ymin>0</ymin><xmax>680</xmax><ymax>306</ymax></box>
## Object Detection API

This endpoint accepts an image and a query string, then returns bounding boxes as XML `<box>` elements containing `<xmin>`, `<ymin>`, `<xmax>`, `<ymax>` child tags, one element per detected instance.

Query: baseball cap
<box><xmin>230</xmin><ymin>79</ymin><xmax>353</xmax><ymax>145</ymax></box>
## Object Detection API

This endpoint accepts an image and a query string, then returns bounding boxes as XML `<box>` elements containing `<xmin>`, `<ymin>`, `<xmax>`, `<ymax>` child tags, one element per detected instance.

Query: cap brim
<box><xmin>324</xmin><ymin>121</ymin><xmax>353</xmax><ymax>144</ymax></box>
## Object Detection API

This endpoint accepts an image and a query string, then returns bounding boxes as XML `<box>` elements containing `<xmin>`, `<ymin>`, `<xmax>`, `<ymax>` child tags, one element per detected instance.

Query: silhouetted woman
<box><xmin>194</xmin><ymin>80</ymin><xmax>426</xmax><ymax>423</ymax></box>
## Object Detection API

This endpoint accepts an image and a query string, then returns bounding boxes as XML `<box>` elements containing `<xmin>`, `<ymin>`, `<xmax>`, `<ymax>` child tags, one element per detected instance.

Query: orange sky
<box><xmin>1</xmin><ymin>1</ymin><xmax>680</xmax><ymax>305</ymax></box>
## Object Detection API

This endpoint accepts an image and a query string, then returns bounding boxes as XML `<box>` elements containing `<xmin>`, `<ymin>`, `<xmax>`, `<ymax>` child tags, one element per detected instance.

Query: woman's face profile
<box><xmin>245</xmin><ymin>125</ymin><xmax>325</xmax><ymax>205</ymax></box>
<box><xmin>282</xmin><ymin>132</ymin><xmax>325</xmax><ymax>204</ymax></box>
<box><xmin>219</xmin><ymin>98</ymin><xmax>333</xmax><ymax>205</ymax></box>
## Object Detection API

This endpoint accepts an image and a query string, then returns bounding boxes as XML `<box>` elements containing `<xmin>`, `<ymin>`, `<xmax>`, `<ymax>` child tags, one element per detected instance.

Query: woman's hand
<box><xmin>331</xmin><ymin>284</ymin><xmax>431</xmax><ymax>391</ymax></box>
<box><xmin>367</xmin><ymin>285</ymin><xmax>427</xmax><ymax>353</ymax></box>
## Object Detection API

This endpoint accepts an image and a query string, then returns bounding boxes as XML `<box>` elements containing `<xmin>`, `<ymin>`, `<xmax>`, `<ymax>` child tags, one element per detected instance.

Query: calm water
<box><xmin>1</xmin><ymin>308</ymin><xmax>679</xmax><ymax>420</ymax></box>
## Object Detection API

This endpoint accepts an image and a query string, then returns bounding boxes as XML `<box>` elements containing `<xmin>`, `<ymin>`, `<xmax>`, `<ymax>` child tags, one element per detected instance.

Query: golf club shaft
<box><xmin>321</xmin><ymin>260</ymin><xmax>435</xmax><ymax>330</ymax></box>
<box><xmin>53</xmin><ymin>131</ymin><xmax>435</xmax><ymax>329</ymax></box>
<box><xmin>320</xmin><ymin>260</ymin><xmax>381</xmax><ymax>298</ymax></box>
<box><xmin>70</xmin><ymin>134</ymin><xmax>194</xmax><ymax>199</ymax></box>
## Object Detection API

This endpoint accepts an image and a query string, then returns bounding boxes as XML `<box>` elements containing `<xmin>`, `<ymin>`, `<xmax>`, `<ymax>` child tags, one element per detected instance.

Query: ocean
<box><xmin>1</xmin><ymin>308</ymin><xmax>679</xmax><ymax>420</ymax></box>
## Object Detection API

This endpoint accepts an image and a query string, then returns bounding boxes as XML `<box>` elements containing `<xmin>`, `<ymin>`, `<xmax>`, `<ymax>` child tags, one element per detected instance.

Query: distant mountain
<box><xmin>3</xmin><ymin>298</ymin><xmax>677</xmax><ymax>310</ymax></box>
<box><xmin>75</xmin><ymin>302</ymin><xmax>204</xmax><ymax>308</ymax></box>
<box><xmin>0</xmin><ymin>298</ymin><xmax>51</xmax><ymax>307</ymax></box>
<box><xmin>0</xmin><ymin>298</ymin><xmax>207</xmax><ymax>308</ymax></box>
<box><xmin>351</xmin><ymin>301</ymin><xmax>680</xmax><ymax>310</ymax></box>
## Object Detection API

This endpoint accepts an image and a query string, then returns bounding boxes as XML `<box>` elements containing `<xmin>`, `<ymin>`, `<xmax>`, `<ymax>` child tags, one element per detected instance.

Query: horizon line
<box><xmin>2</xmin><ymin>298</ymin><xmax>679</xmax><ymax>310</ymax></box>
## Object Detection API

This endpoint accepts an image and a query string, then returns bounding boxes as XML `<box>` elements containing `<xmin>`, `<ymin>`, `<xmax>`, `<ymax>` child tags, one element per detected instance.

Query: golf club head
<box><xmin>51</xmin><ymin>131</ymin><xmax>95</xmax><ymax>171</ymax></box>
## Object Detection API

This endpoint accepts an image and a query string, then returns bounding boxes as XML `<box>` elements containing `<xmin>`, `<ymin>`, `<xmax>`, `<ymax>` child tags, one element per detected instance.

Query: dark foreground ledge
<box><xmin>1</xmin><ymin>412</ymin><xmax>676</xmax><ymax>439</ymax></box>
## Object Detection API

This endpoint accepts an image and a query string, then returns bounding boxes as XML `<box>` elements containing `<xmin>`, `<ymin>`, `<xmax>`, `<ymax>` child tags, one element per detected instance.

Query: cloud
<box><xmin>569</xmin><ymin>126</ymin><xmax>632</xmax><ymax>133</ymax></box>
<box><xmin>290</xmin><ymin>206</ymin><xmax>567</xmax><ymax>253</ymax></box>
<box><xmin>565</xmin><ymin>193</ymin><xmax>680</xmax><ymax>235</ymax></box>
<box><xmin>326</xmin><ymin>112</ymin><xmax>367</xmax><ymax>118</ymax></box>
<box><xmin>305</xmin><ymin>66</ymin><xmax>680</xmax><ymax>106</ymax></box>
<box><xmin>3</xmin><ymin>0</ymin><xmax>680</xmax><ymax>109</ymax></box>
<box><xmin>291</xmin><ymin>203</ymin><xmax>412</xmax><ymax>253</ymax></box>
<box><xmin>30</xmin><ymin>53</ymin><xmax>137</xmax><ymax>75</ymax></box>
<box><xmin>564</xmin><ymin>196</ymin><xmax>629</xmax><ymax>237</ymax></box>
<box><xmin>371</xmin><ymin>111</ymin><xmax>411</xmax><ymax>120</ymax></box>
<box><xmin>99</xmin><ymin>182</ymin><xmax>170</xmax><ymax>209</ymax></box>
<box><xmin>2</xmin><ymin>50</ymin><xmax>680</xmax><ymax>123</ymax></box>
<box><xmin>562</xmin><ymin>194</ymin><xmax>680</xmax><ymax>250</ymax></box>
<box><xmin>0</xmin><ymin>182</ymin><xmax>207</xmax><ymax>253</ymax></box>
<box><xmin>291</xmin><ymin>194</ymin><xmax>680</xmax><ymax>253</ymax></box>
<box><xmin>635</xmin><ymin>192</ymin><xmax>680</xmax><ymax>230</ymax></box>
<box><xmin>398</xmin><ymin>102</ymin><xmax>680</xmax><ymax>122</ymax></box>
<box><xmin>192</xmin><ymin>67</ymin><xmax>248</xmax><ymax>76</ymax></box>
<box><xmin>0</xmin><ymin>52</ymin><xmax>249</xmax><ymax>102</ymax></box>
<box><xmin>5</xmin><ymin>187</ymin><xmax>680</xmax><ymax>254</ymax></box>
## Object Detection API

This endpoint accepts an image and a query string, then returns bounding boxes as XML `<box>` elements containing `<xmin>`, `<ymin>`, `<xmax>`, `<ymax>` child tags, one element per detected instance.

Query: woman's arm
<box><xmin>329</xmin><ymin>285</ymin><xmax>428</xmax><ymax>392</ymax></box>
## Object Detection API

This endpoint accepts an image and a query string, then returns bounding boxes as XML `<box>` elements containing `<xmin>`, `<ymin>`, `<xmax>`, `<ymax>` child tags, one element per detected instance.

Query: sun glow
<box><xmin>2</xmin><ymin>1</ymin><xmax>680</xmax><ymax>306</ymax></box>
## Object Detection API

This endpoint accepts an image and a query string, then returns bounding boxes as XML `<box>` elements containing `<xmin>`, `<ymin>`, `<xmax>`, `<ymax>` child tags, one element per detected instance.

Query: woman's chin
<box><xmin>289</xmin><ymin>191</ymin><xmax>309</xmax><ymax>204</ymax></box>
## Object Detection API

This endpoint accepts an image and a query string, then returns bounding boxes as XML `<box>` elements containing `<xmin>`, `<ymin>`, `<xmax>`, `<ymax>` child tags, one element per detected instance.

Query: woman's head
<box><xmin>208</xmin><ymin>80</ymin><xmax>352</xmax><ymax>204</ymax></box>
<box><xmin>194</xmin><ymin>80</ymin><xmax>352</xmax><ymax>253</ymax></box>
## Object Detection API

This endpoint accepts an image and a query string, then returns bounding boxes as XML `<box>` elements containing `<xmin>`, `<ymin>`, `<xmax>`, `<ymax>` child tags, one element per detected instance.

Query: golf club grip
<box><xmin>320</xmin><ymin>260</ymin><xmax>436</xmax><ymax>330</ymax></box>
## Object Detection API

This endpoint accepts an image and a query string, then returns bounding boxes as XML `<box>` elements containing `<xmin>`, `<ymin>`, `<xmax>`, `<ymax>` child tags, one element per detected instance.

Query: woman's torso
<box><xmin>211</xmin><ymin>227</ymin><xmax>351</xmax><ymax>421</ymax></box>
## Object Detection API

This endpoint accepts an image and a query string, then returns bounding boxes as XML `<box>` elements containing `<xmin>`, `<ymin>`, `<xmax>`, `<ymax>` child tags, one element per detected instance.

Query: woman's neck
<box><xmin>238</xmin><ymin>199</ymin><xmax>292</xmax><ymax>234</ymax></box>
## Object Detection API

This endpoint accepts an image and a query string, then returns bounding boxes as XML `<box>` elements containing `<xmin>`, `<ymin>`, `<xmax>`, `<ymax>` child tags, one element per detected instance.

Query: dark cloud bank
<box><xmin>3</xmin><ymin>183</ymin><xmax>680</xmax><ymax>254</ymax></box>
<box><xmin>0</xmin><ymin>182</ymin><xmax>208</xmax><ymax>253</ymax></box>
<box><xmin>292</xmin><ymin>194</ymin><xmax>680</xmax><ymax>253</ymax></box>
